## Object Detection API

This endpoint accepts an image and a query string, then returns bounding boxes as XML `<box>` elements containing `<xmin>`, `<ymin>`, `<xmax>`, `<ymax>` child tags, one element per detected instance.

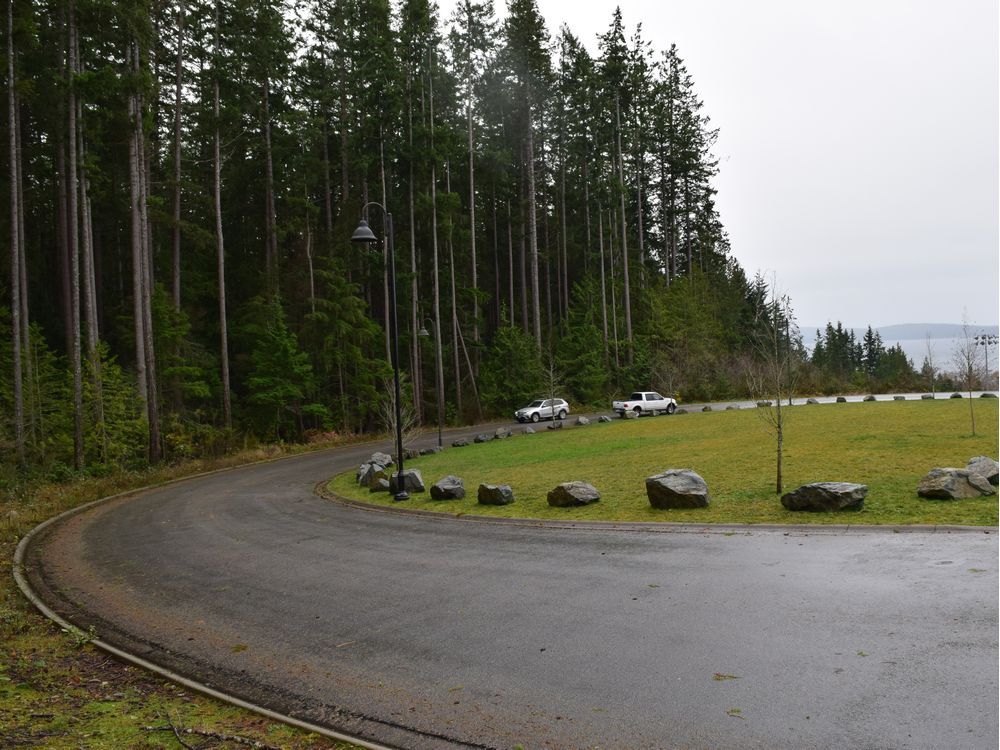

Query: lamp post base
<box><xmin>392</xmin><ymin>491</ymin><xmax>410</xmax><ymax>502</ymax></box>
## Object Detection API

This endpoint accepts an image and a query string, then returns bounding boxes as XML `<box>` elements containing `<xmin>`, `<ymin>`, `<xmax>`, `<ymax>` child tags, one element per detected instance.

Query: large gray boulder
<box><xmin>523</xmin><ymin>426</ymin><xmax>536</xmax><ymax>435</ymax></box>
<box><xmin>836</xmin><ymin>396</ymin><xmax>847</xmax><ymax>403</ymax></box>
<box><xmin>917</xmin><ymin>468</ymin><xmax>995</xmax><ymax>499</ymax></box>
<box><xmin>358</xmin><ymin>462</ymin><xmax>388</xmax><ymax>489</ymax></box>
<box><xmin>863</xmin><ymin>395</ymin><xmax>876</xmax><ymax>402</ymax></box>
<box><xmin>598</xmin><ymin>415</ymin><xmax>612</xmax><ymax>423</ymax></box>
<box><xmin>369</xmin><ymin>477</ymin><xmax>390</xmax><ymax>493</ymax></box>
<box><xmin>646</xmin><ymin>470</ymin><xmax>710</xmax><ymax>509</ymax></box>
<box><xmin>546</xmin><ymin>422</ymin><xmax>563</xmax><ymax>430</ymax></box>
<box><xmin>781</xmin><ymin>482</ymin><xmax>868</xmax><ymax>512</ymax></box>
<box><xmin>950</xmin><ymin>392</ymin><xmax>963</xmax><ymax>399</ymax></box>
<box><xmin>966</xmin><ymin>456</ymin><xmax>999</xmax><ymax>487</ymax></box>
<box><xmin>981</xmin><ymin>392</ymin><xmax>998</xmax><ymax>399</ymax></box>
<box><xmin>452</xmin><ymin>438</ymin><xmax>470</xmax><ymax>447</ymax></box>
<box><xmin>370</xmin><ymin>451</ymin><xmax>393</xmax><ymax>467</ymax></box>
<box><xmin>478</xmin><ymin>483</ymin><xmax>515</xmax><ymax>505</ymax></box>
<box><xmin>419</xmin><ymin>446</ymin><xmax>443</xmax><ymax>456</ymax></box>
<box><xmin>702</xmin><ymin>405</ymin><xmax>713</xmax><ymax>412</ymax></box>
<box><xmin>389</xmin><ymin>469</ymin><xmax>425</xmax><ymax>495</ymax></box>
<box><xmin>430</xmin><ymin>475</ymin><xmax>466</xmax><ymax>500</ymax></box>
<box><xmin>806</xmin><ymin>398</ymin><xmax>819</xmax><ymax>405</ymax></box>
<box><xmin>756</xmin><ymin>400</ymin><xmax>772</xmax><ymax>408</ymax></box>
<box><xmin>921</xmin><ymin>394</ymin><xmax>934</xmax><ymax>400</ymax></box>
<box><xmin>893</xmin><ymin>395</ymin><xmax>906</xmax><ymax>401</ymax></box>
<box><xmin>494</xmin><ymin>427</ymin><xmax>512</xmax><ymax>439</ymax></box>
<box><xmin>575</xmin><ymin>416</ymin><xmax>591</xmax><ymax>426</ymax></box>
<box><xmin>624</xmin><ymin>409</ymin><xmax>639</xmax><ymax>419</ymax></box>
<box><xmin>547</xmin><ymin>481</ymin><xmax>601</xmax><ymax>507</ymax></box>
<box><xmin>474</xmin><ymin>433</ymin><xmax>493</xmax><ymax>444</ymax></box>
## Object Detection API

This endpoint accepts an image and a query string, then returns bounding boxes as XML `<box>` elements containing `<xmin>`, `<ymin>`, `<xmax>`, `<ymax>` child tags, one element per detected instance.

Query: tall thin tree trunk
<box><xmin>133</xmin><ymin>39</ymin><xmax>160</xmax><ymax>463</ymax></box>
<box><xmin>263</xmin><ymin>75</ymin><xmax>278</xmax><ymax>297</ymax></box>
<box><xmin>583</xmin><ymin>161</ymin><xmax>591</xmax><ymax>275</ymax></box>
<box><xmin>213</xmin><ymin>6</ymin><xmax>231</xmax><ymax>428</ymax></box>
<box><xmin>506</xmin><ymin>200</ymin><xmax>514</xmax><ymax>326</ymax></box>
<box><xmin>518</xmin><ymin>173</ymin><xmax>528</xmax><ymax>332</ymax></box>
<box><xmin>446</xmin><ymin>160</ymin><xmax>462</xmax><ymax>418</ymax></box>
<box><xmin>466</xmin><ymin>80</ymin><xmax>479</xmax><ymax>351</ymax></box>
<box><xmin>428</xmin><ymin>49</ymin><xmax>445</xmax><ymax>434</ymax></box>
<box><xmin>8</xmin><ymin>0</ymin><xmax>24</xmax><ymax>463</ymax></box>
<box><xmin>560</xmin><ymin>151</ymin><xmax>568</xmax><ymax>320</ymax></box>
<box><xmin>492</xmin><ymin>185</ymin><xmax>499</xmax><ymax>330</ymax></box>
<box><xmin>597</xmin><ymin>202</ymin><xmax>608</xmax><ymax>358</ymax></box>
<box><xmin>525</xmin><ymin>94</ymin><xmax>541</xmax><ymax>344</ymax></box>
<box><xmin>406</xmin><ymin>78</ymin><xmax>421</xmax><ymax>422</ymax></box>
<box><xmin>67</xmin><ymin>9</ymin><xmax>84</xmax><ymax>469</ymax></box>
<box><xmin>380</xmin><ymin>128</ymin><xmax>390</xmax><ymax>360</ymax></box>
<box><xmin>614</xmin><ymin>94</ymin><xmax>633</xmax><ymax>362</ymax></box>
<box><xmin>608</xmin><ymin>206</ymin><xmax>619</xmax><ymax>367</ymax></box>
<box><xmin>15</xmin><ymin>89</ymin><xmax>32</xmax><ymax>443</ymax></box>
<box><xmin>171</xmin><ymin>0</ymin><xmax>184</xmax><ymax>311</ymax></box>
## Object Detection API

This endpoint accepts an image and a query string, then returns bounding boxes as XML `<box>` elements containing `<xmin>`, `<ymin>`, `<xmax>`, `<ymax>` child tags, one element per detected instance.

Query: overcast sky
<box><xmin>439</xmin><ymin>0</ymin><xmax>999</xmax><ymax>328</ymax></box>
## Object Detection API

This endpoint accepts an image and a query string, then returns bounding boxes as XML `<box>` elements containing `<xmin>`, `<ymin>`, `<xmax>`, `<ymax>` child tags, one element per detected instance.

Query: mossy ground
<box><xmin>331</xmin><ymin>399</ymin><xmax>999</xmax><ymax>526</ymax></box>
<box><xmin>3</xmin><ymin>441</ymin><xmax>365</xmax><ymax>749</ymax></box>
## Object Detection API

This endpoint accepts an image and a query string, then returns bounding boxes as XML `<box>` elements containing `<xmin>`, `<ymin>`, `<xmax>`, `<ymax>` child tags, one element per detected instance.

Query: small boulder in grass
<box><xmin>389</xmin><ymin>469</ymin><xmax>425</xmax><ymax>495</ymax></box>
<box><xmin>646</xmin><ymin>470</ymin><xmax>710</xmax><ymax>509</ymax></box>
<box><xmin>836</xmin><ymin>396</ymin><xmax>847</xmax><ymax>403</ymax></box>
<box><xmin>921</xmin><ymin>394</ymin><xmax>934</xmax><ymax>400</ymax></box>
<box><xmin>598</xmin><ymin>415</ymin><xmax>612</xmax><ymax>423</ymax></box>
<box><xmin>495</xmin><ymin>427</ymin><xmax>512</xmax><ymax>439</ymax></box>
<box><xmin>474</xmin><ymin>433</ymin><xmax>493</xmax><ymax>444</ymax></box>
<box><xmin>893</xmin><ymin>395</ymin><xmax>906</xmax><ymax>401</ymax></box>
<box><xmin>576</xmin><ymin>416</ymin><xmax>590</xmax><ymax>426</ymax></box>
<box><xmin>369</xmin><ymin>478</ymin><xmax>390</xmax><ymax>493</ymax></box>
<box><xmin>806</xmin><ymin>398</ymin><xmax>819</xmax><ymax>405</ymax></box>
<box><xmin>547</xmin><ymin>481</ymin><xmax>600</xmax><ymax>507</ymax></box>
<box><xmin>430</xmin><ymin>475</ymin><xmax>465</xmax><ymax>500</ymax></box>
<box><xmin>452</xmin><ymin>438</ymin><xmax>470</xmax><ymax>448</ymax></box>
<box><xmin>781</xmin><ymin>482</ymin><xmax>867</xmax><ymax>512</ymax></box>
<box><xmin>967</xmin><ymin>456</ymin><xmax>999</xmax><ymax>486</ymax></box>
<box><xmin>702</xmin><ymin>405</ymin><xmax>713</xmax><ymax>412</ymax></box>
<box><xmin>478</xmin><ymin>483</ymin><xmax>515</xmax><ymax>505</ymax></box>
<box><xmin>950</xmin><ymin>392</ymin><xmax>963</xmax><ymax>399</ymax></box>
<box><xmin>523</xmin><ymin>426</ymin><xmax>536</xmax><ymax>435</ymax></box>
<box><xmin>981</xmin><ymin>392</ymin><xmax>998</xmax><ymax>399</ymax></box>
<box><xmin>863</xmin><ymin>395</ymin><xmax>876</xmax><ymax>402</ymax></box>
<box><xmin>918</xmin><ymin>468</ymin><xmax>996</xmax><ymax>499</ymax></box>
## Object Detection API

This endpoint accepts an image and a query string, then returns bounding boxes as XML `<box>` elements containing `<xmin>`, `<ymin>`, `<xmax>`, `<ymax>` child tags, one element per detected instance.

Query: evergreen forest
<box><xmin>3</xmin><ymin>0</ymin><xmax>933</xmax><ymax>480</ymax></box>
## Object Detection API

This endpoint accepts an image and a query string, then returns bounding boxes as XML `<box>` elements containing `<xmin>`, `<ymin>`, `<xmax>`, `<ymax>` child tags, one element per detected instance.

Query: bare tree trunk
<box><xmin>429</xmin><ymin>50</ymin><xmax>445</xmax><ymax>434</ymax></box>
<box><xmin>15</xmin><ymin>89</ymin><xmax>32</xmax><ymax>443</ymax></box>
<box><xmin>321</xmin><ymin>115</ymin><xmax>332</xmax><ymax>233</ymax></box>
<box><xmin>133</xmin><ymin>39</ymin><xmax>160</xmax><ymax>463</ymax></box>
<box><xmin>338</xmin><ymin>88</ymin><xmax>349</xmax><ymax>205</ymax></box>
<box><xmin>491</xmin><ymin>185</ymin><xmax>499</xmax><ymax>330</ymax></box>
<box><xmin>608</xmin><ymin>206</ymin><xmax>619</xmax><ymax>367</ymax></box>
<box><xmin>78</xmin><ymin>87</ymin><xmax>105</xmax><ymax>457</ymax></box>
<box><xmin>171</xmin><ymin>0</ymin><xmax>184</xmax><ymax>312</ymax></box>
<box><xmin>506</xmin><ymin>201</ymin><xmax>514</xmax><ymax>326</ymax></box>
<box><xmin>518</xmin><ymin>176</ymin><xmax>528</xmax><ymax>332</ymax></box>
<box><xmin>213</xmin><ymin>5</ymin><xmax>231</xmax><ymax>428</ymax></box>
<box><xmin>525</xmin><ymin>94</ymin><xmax>541</xmax><ymax>344</ymax></box>
<box><xmin>305</xmin><ymin>209</ymin><xmax>315</xmax><ymax>315</ymax></box>
<box><xmin>406</xmin><ymin>78</ymin><xmax>422</xmax><ymax>422</ymax></box>
<box><xmin>263</xmin><ymin>75</ymin><xmax>278</xmax><ymax>297</ymax></box>
<box><xmin>466</xmin><ymin>84</ymin><xmax>479</xmax><ymax>350</ymax></box>
<box><xmin>597</xmin><ymin>201</ymin><xmax>608</xmax><ymax>357</ymax></box>
<box><xmin>380</xmin><ymin>128</ymin><xmax>390</xmax><ymax>360</ymax></box>
<box><xmin>635</xmin><ymin>145</ymin><xmax>645</xmax><ymax>286</ymax></box>
<box><xmin>446</xmin><ymin>160</ymin><xmax>462</xmax><ymax>418</ymax></box>
<box><xmin>7</xmin><ymin>0</ymin><xmax>24</xmax><ymax>463</ymax></box>
<box><xmin>68</xmin><ymin>8</ymin><xmax>84</xmax><ymax>469</ymax></box>
<box><xmin>560</xmin><ymin>151</ymin><xmax>568</xmax><ymax>320</ymax></box>
<box><xmin>614</xmin><ymin>95</ymin><xmax>633</xmax><ymax>362</ymax></box>
<box><xmin>583</xmin><ymin>161</ymin><xmax>591</xmax><ymax>275</ymax></box>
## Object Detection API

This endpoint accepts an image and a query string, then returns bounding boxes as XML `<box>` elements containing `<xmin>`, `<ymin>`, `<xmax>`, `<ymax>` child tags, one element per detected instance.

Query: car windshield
<box><xmin>528</xmin><ymin>400</ymin><xmax>544</xmax><ymax>407</ymax></box>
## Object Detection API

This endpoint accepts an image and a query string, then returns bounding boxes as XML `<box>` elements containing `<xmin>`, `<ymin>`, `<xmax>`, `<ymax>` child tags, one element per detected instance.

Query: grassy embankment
<box><xmin>2</xmin><ymin>441</ymin><xmax>365</xmax><ymax>749</ymax></box>
<box><xmin>330</xmin><ymin>399</ymin><xmax>999</xmax><ymax>526</ymax></box>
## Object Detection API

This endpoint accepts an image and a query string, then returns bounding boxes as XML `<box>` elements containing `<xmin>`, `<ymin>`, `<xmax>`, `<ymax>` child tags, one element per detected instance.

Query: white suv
<box><xmin>515</xmin><ymin>398</ymin><xmax>570</xmax><ymax>423</ymax></box>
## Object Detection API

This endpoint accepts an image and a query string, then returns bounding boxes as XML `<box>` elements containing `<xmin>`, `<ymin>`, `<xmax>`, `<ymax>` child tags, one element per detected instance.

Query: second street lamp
<box><xmin>351</xmin><ymin>206</ymin><xmax>408</xmax><ymax>501</ymax></box>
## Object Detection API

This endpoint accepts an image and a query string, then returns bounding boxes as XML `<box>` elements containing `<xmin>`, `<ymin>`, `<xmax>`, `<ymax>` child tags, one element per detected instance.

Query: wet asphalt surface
<box><xmin>24</xmin><ymin>415</ymin><xmax>999</xmax><ymax>750</ymax></box>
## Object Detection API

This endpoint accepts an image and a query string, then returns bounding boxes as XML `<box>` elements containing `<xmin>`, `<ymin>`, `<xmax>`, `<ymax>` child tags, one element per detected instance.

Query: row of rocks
<box><xmin>452</xmin><ymin>416</ymin><xmax>613</xmax><ymax>447</ymax></box>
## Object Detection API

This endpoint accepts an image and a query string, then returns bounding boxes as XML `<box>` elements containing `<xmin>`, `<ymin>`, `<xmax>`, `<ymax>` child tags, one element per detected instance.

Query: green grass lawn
<box><xmin>329</xmin><ymin>399</ymin><xmax>1000</xmax><ymax>526</ymax></box>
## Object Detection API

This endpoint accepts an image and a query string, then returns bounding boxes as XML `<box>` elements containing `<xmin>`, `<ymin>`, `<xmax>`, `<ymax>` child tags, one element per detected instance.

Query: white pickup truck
<box><xmin>612</xmin><ymin>391</ymin><xmax>677</xmax><ymax>417</ymax></box>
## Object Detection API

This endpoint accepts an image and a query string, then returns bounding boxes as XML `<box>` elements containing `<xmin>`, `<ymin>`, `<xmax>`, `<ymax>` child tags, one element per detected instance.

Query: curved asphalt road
<box><xmin>22</xmin><ymin>419</ymin><xmax>999</xmax><ymax>750</ymax></box>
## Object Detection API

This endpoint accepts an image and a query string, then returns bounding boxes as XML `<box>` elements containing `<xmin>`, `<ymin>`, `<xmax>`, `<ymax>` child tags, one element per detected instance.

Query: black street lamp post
<box><xmin>352</xmin><ymin>205</ymin><xmax>408</xmax><ymax>501</ymax></box>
